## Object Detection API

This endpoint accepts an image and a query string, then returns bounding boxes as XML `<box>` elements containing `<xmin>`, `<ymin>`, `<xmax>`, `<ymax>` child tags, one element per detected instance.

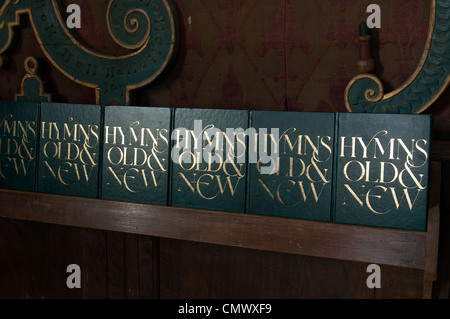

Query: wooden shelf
<box><xmin>0</xmin><ymin>161</ymin><xmax>441</xmax><ymax>298</ymax></box>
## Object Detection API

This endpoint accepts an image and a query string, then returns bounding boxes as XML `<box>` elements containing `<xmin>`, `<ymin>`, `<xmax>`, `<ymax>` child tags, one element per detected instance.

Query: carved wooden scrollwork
<box><xmin>15</xmin><ymin>56</ymin><xmax>53</xmax><ymax>102</ymax></box>
<box><xmin>0</xmin><ymin>0</ymin><xmax>179</xmax><ymax>105</ymax></box>
<box><xmin>345</xmin><ymin>0</ymin><xmax>449</xmax><ymax>114</ymax></box>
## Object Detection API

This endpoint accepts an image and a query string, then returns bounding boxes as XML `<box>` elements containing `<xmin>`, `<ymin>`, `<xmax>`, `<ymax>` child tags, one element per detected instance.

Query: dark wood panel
<box><xmin>159</xmin><ymin>238</ymin><xmax>374</xmax><ymax>299</ymax></box>
<box><xmin>0</xmin><ymin>189</ymin><xmax>427</xmax><ymax>270</ymax></box>
<box><xmin>124</xmin><ymin>233</ymin><xmax>140</xmax><ymax>298</ymax></box>
<box><xmin>44</xmin><ymin>223</ymin><xmax>84</xmax><ymax>299</ymax></box>
<box><xmin>0</xmin><ymin>218</ymin><xmax>157</xmax><ymax>299</ymax></box>
<box><xmin>106</xmin><ymin>231</ymin><xmax>125</xmax><ymax>298</ymax></box>
<box><xmin>0</xmin><ymin>219</ymin><xmax>86</xmax><ymax>298</ymax></box>
<box><xmin>432</xmin><ymin>141</ymin><xmax>450</xmax><ymax>162</ymax></box>
<box><xmin>159</xmin><ymin>238</ymin><xmax>431</xmax><ymax>299</ymax></box>
<box><xmin>105</xmin><ymin>231</ymin><xmax>158</xmax><ymax>299</ymax></box>
<box><xmin>23</xmin><ymin>221</ymin><xmax>50</xmax><ymax>298</ymax></box>
<box><xmin>139</xmin><ymin>236</ymin><xmax>159</xmax><ymax>299</ymax></box>
<box><xmin>0</xmin><ymin>163</ymin><xmax>442</xmax><ymax>298</ymax></box>
<box><xmin>0</xmin><ymin>218</ymin><xmax>429</xmax><ymax>299</ymax></box>
<box><xmin>424</xmin><ymin>161</ymin><xmax>442</xmax><ymax>298</ymax></box>
<box><xmin>82</xmin><ymin>228</ymin><xmax>107</xmax><ymax>298</ymax></box>
<box><xmin>0</xmin><ymin>219</ymin><xmax>27</xmax><ymax>298</ymax></box>
<box><xmin>434</xmin><ymin>161</ymin><xmax>450</xmax><ymax>298</ymax></box>
<box><xmin>375</xmin><ymin>265</ymin><xmax>424</xmax><ymax>299</ymax></box>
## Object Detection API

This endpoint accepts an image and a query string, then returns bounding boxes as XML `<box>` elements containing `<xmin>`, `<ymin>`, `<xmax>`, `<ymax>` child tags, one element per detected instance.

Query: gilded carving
<box><xmin>0</xmin><ymin>0</ymin><xmax>179</xmax><ymax>105</ymax></box>
<box><xmin>345</xmin><ymin>0</ymin><xmax>449</xmax><ymax>113</ymax></box>
<box><xmin>15</xmin><ymin>57</ymin><xmax>53</xmax><ymax>102</ymax></box>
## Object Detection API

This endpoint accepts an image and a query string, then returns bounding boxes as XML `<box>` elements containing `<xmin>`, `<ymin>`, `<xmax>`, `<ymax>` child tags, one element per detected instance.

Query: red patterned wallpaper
<box><xmin>0</xmin><ymin>0</ymin><xmax>448</xmax><ymax>137</ymax></box>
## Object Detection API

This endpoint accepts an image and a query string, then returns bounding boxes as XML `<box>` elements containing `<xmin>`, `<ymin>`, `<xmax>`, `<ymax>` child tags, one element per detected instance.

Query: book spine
<box><xmin>244</xmin><ymin>110</ymin><xmax>253</xmax><ymax>214</ymax></box>
<box><xmin>330</xmin><ymin>112</ymin><xmax>340</xmax><ymax>223</ymax></box>
<box><xmin>166</xmin><ymin>107</ymin><xmax>174</xmax><ymax>206</ymax></box>
<box><xmin>34</xmin><ymin>102</ymin><xmax>42</xmax><ymax>192</ymax></box>
<box><xmin>168</xmin><ymin>107</ymin><xmax>176</xmax><ymax>207</ymax></box>
<box><xmin>97</xmin><ymin>105</ymin><xmax>105</xmax><ymax>199</ymax></box>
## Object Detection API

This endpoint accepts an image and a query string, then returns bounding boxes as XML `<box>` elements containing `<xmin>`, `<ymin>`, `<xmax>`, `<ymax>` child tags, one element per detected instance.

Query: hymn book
<box><xmin>101</xmin><ymin>106</ymin><xmax>171</xmax><ymax>204</ymax></box>
<box><xmin>37</xmin><ymin>102</ymin><xmax>101</xmax><ymax>198</ymax></box>
<box><xmin>0</xmin><ymin>101</ymin><xmax>39</xmax><ymax>191</ymax></box>
<box><xmin>333</xmin><ymin>113</ymin><xmax>431</xmax><ymax>231</ymax></box>
<box><xmin>170</xmin><ymin>108</ymin><xmax>249</xmax><ymax>213</ymax></box>
<box><xmin>246</xmin><ymin>111</ymin><xmax>335</xmax><ymax>221</ymax></box>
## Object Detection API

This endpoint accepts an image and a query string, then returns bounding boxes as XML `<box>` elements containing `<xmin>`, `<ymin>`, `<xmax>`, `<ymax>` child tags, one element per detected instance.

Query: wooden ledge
<box><xmin>0</xmin><ymin>189</ymin><xmax>426</xmax><ymax>270</ymax></box>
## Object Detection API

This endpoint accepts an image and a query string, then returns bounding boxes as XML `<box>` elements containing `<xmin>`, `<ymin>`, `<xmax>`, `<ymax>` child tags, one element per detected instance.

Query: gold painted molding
<box><xmin>0</xmin><ymin>0</ymin><xmax>179</xmax><ymax>105</ymax></box>
<box><xmin>345</xmin><ymin>0</ymin><xmax>449</xmax><ymax>114</ymax></box>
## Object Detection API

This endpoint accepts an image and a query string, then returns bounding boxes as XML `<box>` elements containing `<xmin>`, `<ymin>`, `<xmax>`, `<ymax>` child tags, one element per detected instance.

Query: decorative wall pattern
<box><xmin>0</xmin><ymin>0</ymin><xmax>448</xmax><ymax>136</ymax></box>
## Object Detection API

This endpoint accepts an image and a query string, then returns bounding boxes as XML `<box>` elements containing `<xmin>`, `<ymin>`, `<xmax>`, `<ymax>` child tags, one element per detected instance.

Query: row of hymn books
<box><xmin>0</xmin><ymin>101</ymin><xmax>432</xmax><ymax>231</ymax></box>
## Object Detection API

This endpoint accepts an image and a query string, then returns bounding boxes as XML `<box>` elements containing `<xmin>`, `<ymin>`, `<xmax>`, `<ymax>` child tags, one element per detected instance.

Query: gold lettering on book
<box><xmin>104</xmin><ymin>122</ymin><xmax>169</xmax><ymax>193</ymax></box>
<box><xmin>0</xmin><ymin>114</ymin><xmax>36</xmax><ymax>179</ymax></box>
<box><xmin>174</xmin><ymin>124</ymin><xmax>246</xmax><ymax>200</ymax></box>
<box><xmin>41</xmin><ymin>117</ymin><xmax>99</xmax><ymax>185</ymax></box>
<box><xmin>256</xmin><ymin>128</ymin><xmax>333</xmax><ymax>207</ymax></box>
<box><xmin>340</xmin><ymin>130</ymin><xmax>428</xmax><ymax>214</ymax></box>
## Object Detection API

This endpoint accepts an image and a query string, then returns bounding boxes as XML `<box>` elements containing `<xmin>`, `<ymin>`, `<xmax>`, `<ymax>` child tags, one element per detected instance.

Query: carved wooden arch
<box><xmin>345</xmin><ymin>0</ymin><xmax>449</xmax><ymax>114</ymax></box>
<box><xmin>0</xmin><ymin>0</ymin><xmax>179</xmax><ymax>106</ymax></box>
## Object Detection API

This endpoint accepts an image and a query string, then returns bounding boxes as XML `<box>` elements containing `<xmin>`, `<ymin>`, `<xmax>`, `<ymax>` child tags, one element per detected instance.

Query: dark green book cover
<box><xmin>0</xmin><ymin>101</ymin><xmax>39</xmax><ymax>191</ymax></box>
<box><xmin>333</xmin><ymin>113</ymin><xmax>432</xmax><ymax>231</ymax></box>
<box><xmin>37</xmin><ymin>102</ymin><xmax>101</xmax><ymax>198</ymax></box>
<box><xmin>101</xmin><ymin>106</ymin><xmax>171</xmax><ymax>205</ymax></box>
<box><xmin>246</xmin><ymin>111</ymin><xmax>335</xmax><ymax>221</ymax></box>
<box><xmin>171</xmin><ymin>108</ymin><xmax>249</xmax><ymax>213</ymax></box>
